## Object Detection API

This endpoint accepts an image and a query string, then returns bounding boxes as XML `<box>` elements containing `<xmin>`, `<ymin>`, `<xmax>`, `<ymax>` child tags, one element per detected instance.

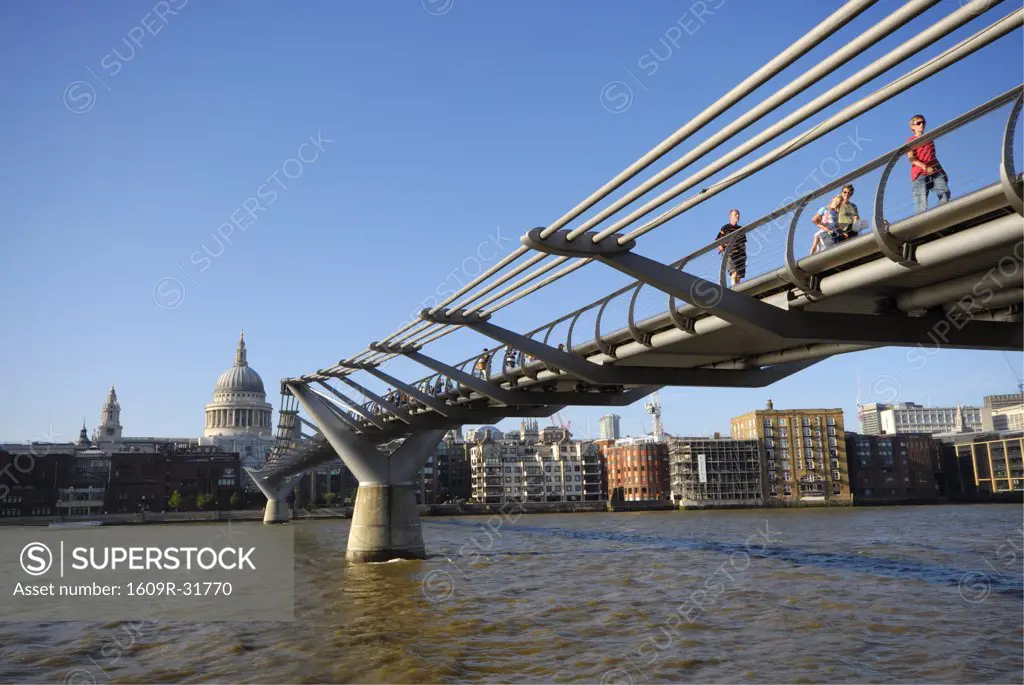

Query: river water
<box><xmin>2</xmin><ymin>504</ymin><xmax>1022</xmax><ymax>683</ymax></box>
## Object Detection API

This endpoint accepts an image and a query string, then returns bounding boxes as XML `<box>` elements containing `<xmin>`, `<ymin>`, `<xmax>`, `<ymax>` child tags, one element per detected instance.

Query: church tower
<box><xmin>94</xmin><ymin>384</ymin><xmax>123</xmax><ymax>442</ymax></box>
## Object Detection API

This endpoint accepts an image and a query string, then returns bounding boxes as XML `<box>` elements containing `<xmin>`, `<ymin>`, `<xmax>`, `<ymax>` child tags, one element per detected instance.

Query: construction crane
<box><xmin>645</xmin><ymin>391</ymin><xmax>664</xmax><ymax>442</ymax></box>
<box><xmin>552</xmin><ymin>411</ymin><xmax>572</xmax><ymax>441</ymax></box>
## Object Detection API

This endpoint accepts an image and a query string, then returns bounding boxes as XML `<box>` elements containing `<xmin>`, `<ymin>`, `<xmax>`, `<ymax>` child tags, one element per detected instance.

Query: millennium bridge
<box><xmin>247</xmin><ymin>0</ymin><xmax>1024</xmax><ymax>562</ymax></box>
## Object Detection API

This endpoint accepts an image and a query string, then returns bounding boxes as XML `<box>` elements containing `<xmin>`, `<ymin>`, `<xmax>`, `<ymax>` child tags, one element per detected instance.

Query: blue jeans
<box><xmin>912</xmin><ymin>171</ymin><xmax>950</xmax><ymax>213</ymax></box>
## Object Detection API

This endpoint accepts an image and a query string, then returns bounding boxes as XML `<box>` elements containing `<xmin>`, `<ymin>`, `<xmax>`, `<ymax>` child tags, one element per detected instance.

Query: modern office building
<box><xmin>604</xmin><ymin>436</ymin><xmax>670</xmax><ymax>501</ymax></box>
<box><xmin>731</xmin><ymin>400</ymin><xmax>851</xmax><ymax>505</ymax></box>
<box><xmin>939</xmin><ymin>430</ymin><xmax>1024</xmax><ymax>498</ymax></box>
<box><xmin>599</xmin><ymin>414</ymin><xmax>622</xmax><ymax>441</ymax></box>
<box><xmin>983</xmin><ymin>392</ymin><xmax>1024</xmax><ymax>410</ymax></box>
<box><xmin>883</xmin><ymin>402</ymin><xmax>981</xmax><ymax>435</ymax></box>
<box><xmin>856</xmin><ymin>403</ymin><xmax>887</xmax><ymax>435</ymax></box>
<box><xmin>668</xmin><ymin>437</ymin><xmax>763</xmax><ymax>508</ymax></box>
<box><xmin>417</xmin><ymin>430</ymin><xmax>471</xmax><ymax>504</ymax></box>
<box><xmin>857</xmin><ymin>402</ymin><xmax>983</xmax><ymax>436</ymax></box>
<box><xmin>845</xmin><ymin>432</ymin><xmax>944</xmax><ymax>503</ymax></box>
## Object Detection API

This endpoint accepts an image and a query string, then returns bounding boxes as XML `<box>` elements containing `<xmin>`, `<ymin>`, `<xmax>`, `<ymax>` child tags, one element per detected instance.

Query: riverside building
<box><xmin>940</xmin><ymin>430</ymin><xmax>1024</xmax><ymax>498</ymax></box>
<box><xmin>731</xmin><ymin>400</ymin><xmax>851</xmax><ymax>506</ymax></box>
<box><xmin>668</xmin><ymin>437</ymin><xmax>763</xmax><ymax>508</ymax></box>
<box><xmin>469</xmin><ymin>426</ymin><xmax>602</xmax><ymax>503</ymax></box>
<box><xmin>604</xmin><ymin>436</ymin><xmax>670</xmax><ymax>502</ymax></box>
<box><xmin>845</xmin><ymin>433</ymin><xmax>943</xmax><ymax>503</ymax></box>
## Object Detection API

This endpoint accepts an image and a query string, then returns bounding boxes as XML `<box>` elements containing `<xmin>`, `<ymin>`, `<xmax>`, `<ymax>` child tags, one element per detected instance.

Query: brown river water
<box><xmin>2</xmin><ymin>504</ymin><xmax>1022</xmax><ymax>683</ymax></box>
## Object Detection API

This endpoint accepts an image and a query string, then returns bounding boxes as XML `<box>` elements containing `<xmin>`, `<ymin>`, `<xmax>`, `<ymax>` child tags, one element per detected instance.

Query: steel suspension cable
<box><xmin>557</xmin><ymin>0</ymin><xmax>942</xmax><ymax>243</ymax></box>
<box><xmin>610</xmin><ymin>7</ymin><xmax>1024</xmax><ymax>244</ymax></box>
<box><xmin>578</xmin><ymin>0</ymin><xmax>1009</xmax><ymax>244</ymax></box>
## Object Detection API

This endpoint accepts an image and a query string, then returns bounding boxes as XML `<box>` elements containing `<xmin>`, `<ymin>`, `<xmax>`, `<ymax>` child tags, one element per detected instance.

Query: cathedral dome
<box><xmin>214</xmin><ymin>332</ymin><xmax>265</xmax><ymax>393</ymax></box>
<box><xmin>215</xmin><ymin>365</ymin><xmax>265</xmax><ymax>393</ymax></box>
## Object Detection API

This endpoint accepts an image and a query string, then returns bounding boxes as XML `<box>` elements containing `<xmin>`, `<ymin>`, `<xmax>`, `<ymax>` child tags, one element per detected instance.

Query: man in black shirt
<box><xmin>716</xmin><ymin>209</ymin><xmax>746</xmax><ymax>286</ymax></box>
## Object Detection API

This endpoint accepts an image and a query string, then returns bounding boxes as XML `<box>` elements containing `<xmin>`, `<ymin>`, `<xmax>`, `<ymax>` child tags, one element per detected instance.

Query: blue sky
<box><xmin>1</xmin><ymin>1</ymin><xmax>1022</xmax><ymax>443</ymax></box>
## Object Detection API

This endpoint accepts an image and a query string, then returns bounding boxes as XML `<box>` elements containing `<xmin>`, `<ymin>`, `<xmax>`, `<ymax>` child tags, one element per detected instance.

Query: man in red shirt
<box><xmin>906</xmin><ymin>114</ymin><xmax>950</xmax><ymax>213</ymax></box>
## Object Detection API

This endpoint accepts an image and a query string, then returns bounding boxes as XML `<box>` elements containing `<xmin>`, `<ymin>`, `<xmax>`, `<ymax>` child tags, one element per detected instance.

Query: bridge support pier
<box><xmin>348</xmin><ymin>482</ymin><xmax>425</xmax><ymax>563</ymax></box>
<box><xmin>247</xmin><ymin>471</ymin><xmax>302</xmax><ymax>524</ymax></box>
<box><xmin>287</xmin><ymin>382</ymin><xmax>445</xmax><ymax>562</ymax></box>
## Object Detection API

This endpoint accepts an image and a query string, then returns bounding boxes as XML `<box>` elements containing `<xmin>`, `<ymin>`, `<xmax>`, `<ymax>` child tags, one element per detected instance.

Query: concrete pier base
<box><xmin>347</xmin><ymin>484</ymin><xmax>424</xmax><ymax>562</ymax></box>
<box><xmin>246</xmin><ymin>469</ymin><xmax>301</xmax><ymax>526</ymax></box>
<box><xmin>262</xmin><ymin>497</ymin><xmax>291</xmax><ymax>524</ymax></box>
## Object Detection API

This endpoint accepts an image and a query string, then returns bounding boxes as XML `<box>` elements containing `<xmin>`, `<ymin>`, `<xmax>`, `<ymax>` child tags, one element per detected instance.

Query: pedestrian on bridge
<box><xmin>810</xmin><ymin>196</ymin><xmax>843</xmax><ymax>254</ymax></box>
<box><xmin>836</xmin><ymin>184</ymin><xmax>861</xmax><ymax>240</ymax></box>
<box><xmin>716</xmin><ymin>209</ymin><xmax>747</xmax><ymax>286</ymax></box>
<box><xmin>907</xmin><ymin>114</ymin><xmax>950</xmax><ymax>213</ymax></box>
<box><xmin>475</xmin><ymin>348</ymin><xmax>492</xmax><ymax>380</ymax></box>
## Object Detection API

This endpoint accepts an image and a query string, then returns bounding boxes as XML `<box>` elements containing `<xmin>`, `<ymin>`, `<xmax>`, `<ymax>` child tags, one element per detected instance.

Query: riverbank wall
<box><xmin>0</xmin><ymin>499</ymin><xmax>677</xmax><ymax>526</ymax></box>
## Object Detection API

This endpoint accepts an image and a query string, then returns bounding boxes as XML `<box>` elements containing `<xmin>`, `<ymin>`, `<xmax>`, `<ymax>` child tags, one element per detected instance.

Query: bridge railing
<box><xmin>574</xmin><ymin>86</ymin><xmax>1023</xmax><ymax>355</ymax></box>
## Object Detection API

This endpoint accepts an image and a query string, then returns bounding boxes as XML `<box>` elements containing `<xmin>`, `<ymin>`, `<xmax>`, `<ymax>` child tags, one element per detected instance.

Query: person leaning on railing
<box><xmin>906</xmin><ymin>114</ymin><xmax>950</xmax><ymax>213</ymax></box>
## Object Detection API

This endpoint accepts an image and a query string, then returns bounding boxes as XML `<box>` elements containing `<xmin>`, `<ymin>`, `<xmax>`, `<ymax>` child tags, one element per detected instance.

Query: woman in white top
<box><xmin>810</xmin><ymin>196</ymin><xmax>843</xmax><ymax>254</ymax></box>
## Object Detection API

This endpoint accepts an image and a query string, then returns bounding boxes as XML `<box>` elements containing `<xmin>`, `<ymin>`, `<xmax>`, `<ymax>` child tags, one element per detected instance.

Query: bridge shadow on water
<box><xmin>425</xmin><ymin>518</ymin><xmax>1024</xmax><ymax>599</ymax></box>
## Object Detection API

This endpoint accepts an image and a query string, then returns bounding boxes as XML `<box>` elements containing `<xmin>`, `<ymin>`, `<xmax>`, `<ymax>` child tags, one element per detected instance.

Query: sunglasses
<box><xmin>911</xmin><ymin>121</ymin><xmax>925</xmax><ymax>126</ymax></box>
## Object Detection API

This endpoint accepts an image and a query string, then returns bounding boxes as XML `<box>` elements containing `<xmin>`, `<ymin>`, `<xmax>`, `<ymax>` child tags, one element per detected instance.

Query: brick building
<box><xmin>604</xmin><ymin>437</ymin><xmax>670</xmax><ymax>502</ymax></box>
<box><xmin>731</xmin><ymin>400</ymin><xmax>851</xmax><ymax>506</ymax></box>
<box><xmin>845</xmin><ymin>432</ymin><xmax>944</xmax><ymax>503</ymax></box>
